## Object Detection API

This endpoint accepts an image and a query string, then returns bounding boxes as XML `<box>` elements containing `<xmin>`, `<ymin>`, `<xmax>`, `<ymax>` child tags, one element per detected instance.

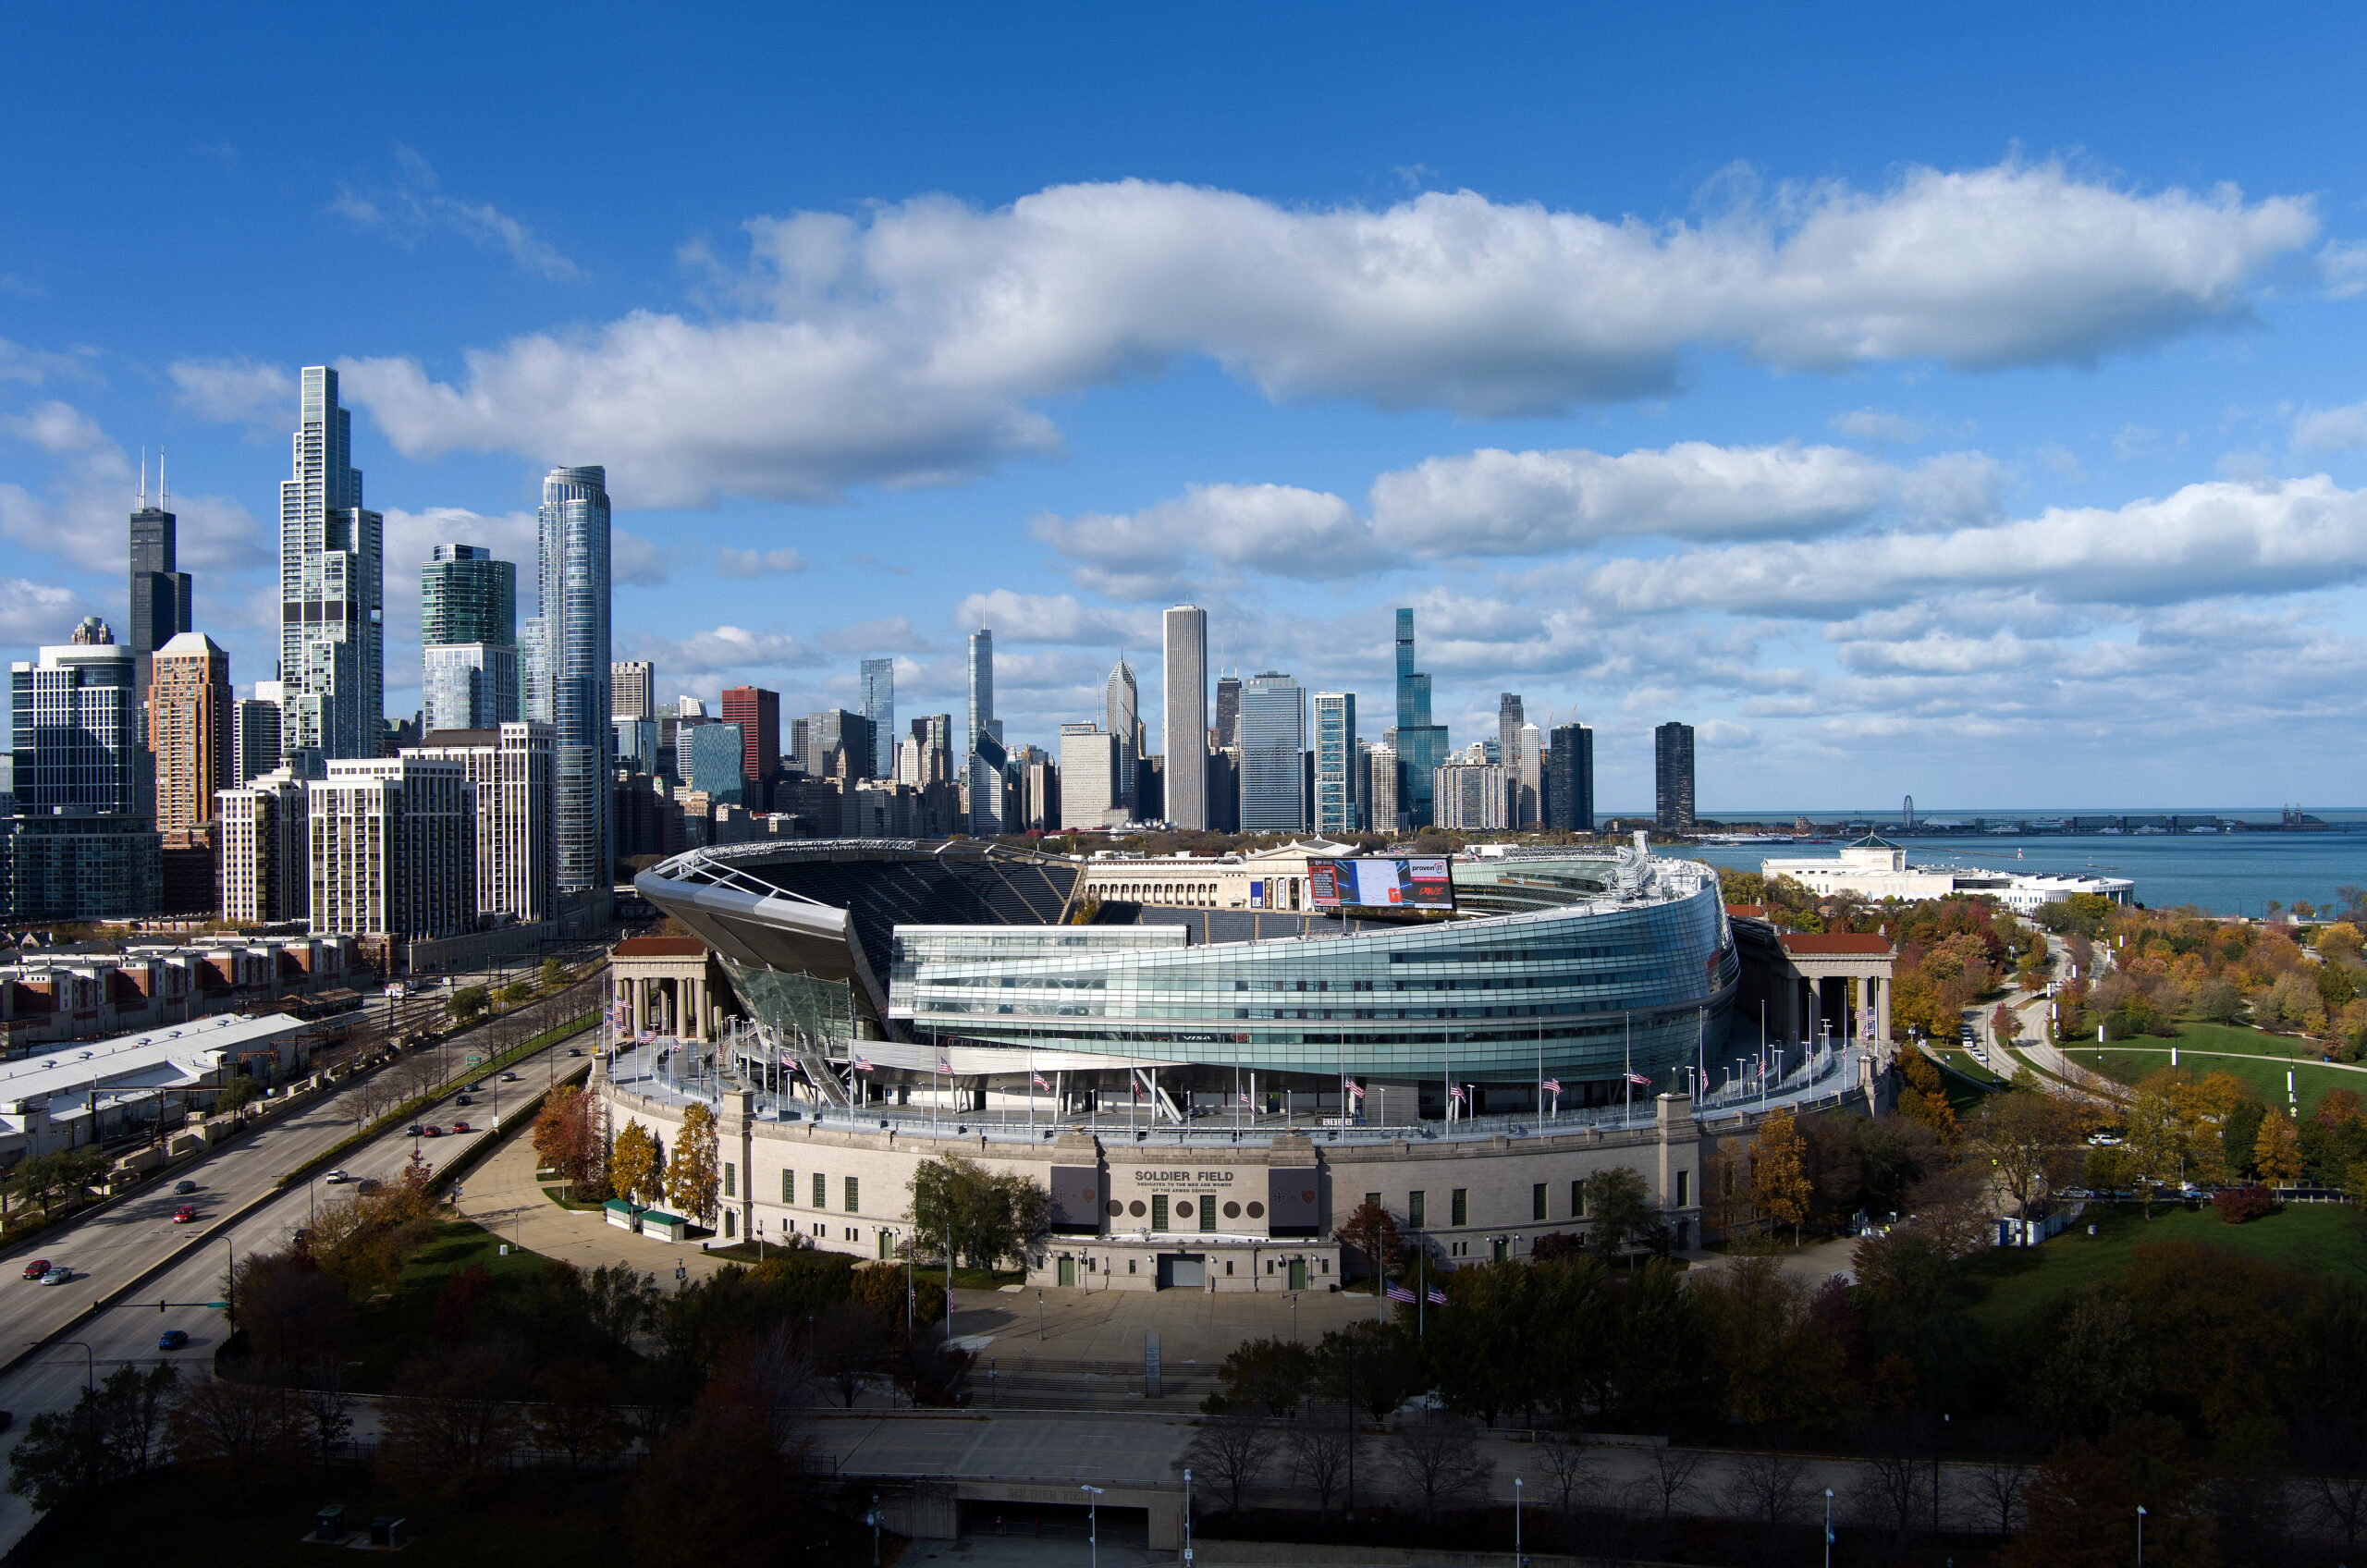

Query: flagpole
<box><xmin>1625</xmin><ymin>1015</ymin><xmax>1632</xmax><ymax>1123</ymax></box>
<box><xmin>1028</xmin><ymin>1045</ymin><xmax>1035</xmax><ymax>1132</ymax></box>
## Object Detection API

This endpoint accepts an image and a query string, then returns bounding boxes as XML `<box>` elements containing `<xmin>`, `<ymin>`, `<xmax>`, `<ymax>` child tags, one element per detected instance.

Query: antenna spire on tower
<box><xmin>137</xmin><ymin>447</ymin><xmax>146</xmax><ymax>508</ymax></box>
<box><xmin>159</xmin><ymin>448</ymin><xmax>167</xmax><ymax>508</ymax></box>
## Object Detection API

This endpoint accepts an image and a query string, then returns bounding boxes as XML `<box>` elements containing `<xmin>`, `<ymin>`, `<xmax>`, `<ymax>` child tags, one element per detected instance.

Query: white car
<box><xmin>323</xmin><ymin>1169</ymin><xmax>352</xmax><ymax>1183</ymax></box>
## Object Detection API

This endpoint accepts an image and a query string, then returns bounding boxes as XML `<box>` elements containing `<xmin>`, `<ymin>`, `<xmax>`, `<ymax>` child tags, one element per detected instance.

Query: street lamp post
<box><xmin>1080</xmin><ymin>1485</ymin><xmax>1103</xmax><ymax>1568</ymax></box>
<box><xmin>1038</xmin><ymin>1287</ymin><xmax>1045</xmax><ymax>1341</ymax></box>
<box><xmin>2138</xmin><ymin>1503</ymin><xmax>2147</xmax><ymax>1566</ymax></box>
<box><xmin>1823</xmin><ymin>1488</ymin><xmax>1834</xmax><ymax>1568</ymax></box>
<box><xmin>1515</xmin><ymin>1476</ymin><xmax>1523</xmax><ymax>1568</ymax></box>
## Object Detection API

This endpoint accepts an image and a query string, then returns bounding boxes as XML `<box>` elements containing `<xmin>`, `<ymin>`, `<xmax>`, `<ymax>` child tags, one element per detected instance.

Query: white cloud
<box><xmin>3</xmin><ymin>401</ymin><xmax>105</xmax><ymax>453</ymax></box>
<box><xmin>629</xmin><ymin>625</ymin><xmax>819</xmax><ymax>677</ymax></box>
<box><xmin>2321</xmin><ymin>239</ymin><xmax>2367</xmax><ymax>299</ymax></box>
<box><xmin>1369</xmin><ymin>442</ymin><xmax>1991</xmax><ymax>556</ymax></box>
<box><xmin>168</xmin><ymin>357</ymin><xmax>295</xmax><ymax>428</ymax></box>
<box><xmin>952</xmin><ymin>590</ymin><xmax>1159</xmax><ymax>647</ymax></box>
<box><xmin>1830</xmin><ymin>409</ymin><xmax>1927</xmax><ymax>444</ymax></box>
<box><xmin>1583</xmin><ymin>473</ymin><xmax>2367</xmax><ymax>618</ymax></box>
<box><xmin>717</xmin><ymin>545</ymin><xmax>807</xmax><ymax>578</ymax></box>
<box><xmin>1698</xmin><ymin>718</ymin><xmax>1757</xmax><ymax>746</ymax></box>
<box><xmin>338</xmin><ymin>160</ymin><xmax>2313</xmax><ymax>507</ymax></box>
<box><xmin>0</xmin><ymin>578</ymin><xmax>93</xmax><ymax>649</ymax></box>
<box><xmin>0</xmin><ymin>402</ymin><xmax>267</xmax><ymax>576</ymax></box>
<box><xmin>0</xmin><ymin>338</ymin><xmax>95</xmax><ymax>386</ymax></box>
<box><xmin>1032</xmin><ymin>483</ymin><xmax>1373</xmax><ymax>597</ymax></box>
<box><xmin>2293</xmin><ymin>399</ymin><xmax>2367</xmax><ymax>451</ymax></box>
<box><xmin>331</xmin><ymin>145</ymin><xmax>583</xmax><ymax>283</ymax></box>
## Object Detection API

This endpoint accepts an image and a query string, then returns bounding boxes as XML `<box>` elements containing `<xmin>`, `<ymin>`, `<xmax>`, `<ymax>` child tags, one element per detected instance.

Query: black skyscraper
<box><xmin>1546</xmin><ymin>721</ymin><xmax>1594</xmax><ymax>832</ymax></box>
<box><xmin>1653</xmin><ymin>721</ymin><xmax>1696</xmax><ymax>832</ymax></box>
<box><xmin>129</xmin><ymin>484</ymin><xmax>192</xmax><ymax>733</ymax></box>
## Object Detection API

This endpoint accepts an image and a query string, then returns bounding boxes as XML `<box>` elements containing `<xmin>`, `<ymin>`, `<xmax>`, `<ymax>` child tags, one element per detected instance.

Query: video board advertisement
<box><xmin>1306</xmin><ymin>856</ymin><xmax>1454</xmax><ymax>912</ymax></box>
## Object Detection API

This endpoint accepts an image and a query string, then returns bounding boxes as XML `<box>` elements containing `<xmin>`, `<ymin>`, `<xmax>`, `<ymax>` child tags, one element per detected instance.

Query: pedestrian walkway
<box><xmin>952</xmin><ymin>1277</ymin><xmax>1380</xmax><ymax>1365</ymax></box>
<box><xmin>456</xmin><ymin>1121</ymin><xmax>739</xmax><ymax>1285</ymax></box>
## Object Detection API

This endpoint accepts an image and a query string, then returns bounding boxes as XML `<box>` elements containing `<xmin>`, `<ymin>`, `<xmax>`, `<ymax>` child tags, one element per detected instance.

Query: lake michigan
<box><xmin>1664</xmin><ymin>809</ymin><xmax>2367</xmax><ymax>919</ymax></box>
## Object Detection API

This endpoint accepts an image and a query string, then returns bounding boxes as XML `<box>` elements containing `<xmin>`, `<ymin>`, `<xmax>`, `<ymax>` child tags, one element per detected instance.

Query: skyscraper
<box><xmin>1238</xmin><ymin>671</ymin><xmax>1306</xmax><ymax>832</ymax></box>
<box><xmin>150</xmin><ymin>632</ymin><xmax>231</xmax><ymax>834</ymax></box>
<box><xmin>406</xmin><ymin>721</ymin><xmax>556</xmax><ymax>925</ymax></box>
<box><xmin>1212</xmin><ymin>672</ymin><xmax>1241</xmax><ymax>751</ymax></box>
<box><xmin>859</xmin><ymin>658</ymin><xmax>895</xmax><ymax>750</ymax></box>
<box><xmin>1104</xmin><ymin>657</ymin><xmax>1138</xmax><ymax>808</ymax></box>
<box><xmin>421</xmin><ymin>544</ymin><xmax>515</xmax><ymax>646</ymax></box>
<box><xmin>306</xmin><ymin>756</ymin><xmax>477</xmax><ymax>939</ymax></box>
<box><xmin>1162</xmin><ymin>606</ymin><xmax>1208</xmax><ymax>829</ymax></box>
<box><xmin>235</xmin><ymin>683</ymin><xmax>283</xmax><ymax>787</ymax></box>
<box><xmin>610</xmin><ymin>660</ymin><xmax>655</xmax><ymax>722</ymax></box>
<box><xmin>11</xmin><ymin>627</ymin><xmax>139</xmax><ymax>815</ymax></box>
<box><xmin>278</xmin><ymin>368</ymin><xmax>382</xmax><ymax>767</ymax></box>
<box><xmin>128</xmin><ymin>463</ymin><xmax>192</xmax><ymax>738</ymax></box>
<box><xmin>1654</xmin><ymin>721</ymin><xmax>1696</xmax><ymax>833</ymax></box>
<box><xmin>1518</xmin><ymin>720</ymin><xmax>1542</xmax><ymax>828</ymax></box>
<box><xmin>537</xmin><ymin>466</ymin><xmax>612</xmax><ymax>894</ymax></box>
<box><xmin>720</xmin><ymin>686</ymin><xmax>780</xmax><ymax>793</ymax></box>
<box><xmin>1312</xmin><ymin>692</ymin><xmax>1357</xmax><ymax>837</ymax></box>
<box><xmin>1059</xmin><ymin>722</ymin><xmax>1117</xmax><ymax>829</ymax></box>
<box><xmin>1545</xmin><ymin>721</ymin><xmax>1594</xmax><ymax>832</ymax></box>
<box><xmin>1392</xmin><ymin>609</ymin><xmax>1450</xmax><ymax>827</ymax></box>
<box><xmin>1497</xmin><ymin>693</ymin><xmax>1527</xmax><ymax>825</ymax></box>
<box><xmin>965</xmin><ymin>630</ymin><xmax>996</xmax><ymax>762</ymax></box>
<box><xmin>688</xmin><ymin>722</ymin><xmax>746</xmax><ymax>806</ymax></box>
<box><xmin>1367</xmin><ymin>739</ymin><xmax>1401</xmax><ymax>832</ymax></box>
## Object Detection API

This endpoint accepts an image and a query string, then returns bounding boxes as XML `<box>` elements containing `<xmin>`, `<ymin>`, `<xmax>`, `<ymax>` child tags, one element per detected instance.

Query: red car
<box><xmin>422</xmin><ymin>1125</ymin><xmax>444</xmax><ymax>1137</ymax></box>
<box><xmin>171</xmin><ymin>1207</ymin><xmax>198</xmax><ymax>1224</ymax></box>
<box><xmin>449</xmin><ymin>1121</ymin><xmax>471</xmax><ymax>1133</ymax></box>
<box><xmin>18</xmin><ymin>1259</ymin><xmax>48</xmax><ymax>1280</ymax></box>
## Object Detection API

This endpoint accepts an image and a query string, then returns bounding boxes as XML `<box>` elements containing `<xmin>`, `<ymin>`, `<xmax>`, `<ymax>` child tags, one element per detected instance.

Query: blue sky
<box><xmin>6</xmin><ymin>4</ymin><xmax>2367</xmax><ymax>811</ymax></box>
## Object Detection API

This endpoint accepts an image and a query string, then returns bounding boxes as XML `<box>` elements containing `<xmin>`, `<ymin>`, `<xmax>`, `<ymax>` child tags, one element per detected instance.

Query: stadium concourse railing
<box><xmin>601</xmin><ymin>1035</ymin><xmax>1866</xmax><ymax>1148</ymax></box>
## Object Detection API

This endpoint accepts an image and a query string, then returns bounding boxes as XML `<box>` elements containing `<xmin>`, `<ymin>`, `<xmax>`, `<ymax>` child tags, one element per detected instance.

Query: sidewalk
<box><xmin>456</xmin><ymin>1121</ymin><xmax>740</xmax><ymax>1285</ymax></box>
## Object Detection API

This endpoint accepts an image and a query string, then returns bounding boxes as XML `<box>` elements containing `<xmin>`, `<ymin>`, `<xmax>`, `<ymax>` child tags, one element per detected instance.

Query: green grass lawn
<box><xmin>347</xmin><ymin>1219</ymin><xmax>553</xmax><ymax>1390</ymax></box>
<box><xmin>2074</xmin><ymin>1044</ymin><xmax>2353</xmax><ymax>1119</ymax></box>
<box><xmin>1956</xmin><ymin>1200</ymin><xmax>2367</xmax><ymax>1329</ymax></box>
<box><xmin>1932</xmin><ymin>1044</ymin><xmax>2010</xmax><ymax>1089</ymax></box>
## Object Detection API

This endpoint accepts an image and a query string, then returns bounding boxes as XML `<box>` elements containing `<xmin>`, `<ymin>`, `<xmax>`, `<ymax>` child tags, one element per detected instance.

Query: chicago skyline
<box><xmin>8</xmin><ymin>14</ymin><xmax>2367</xmax><ymax>807</ymax></box>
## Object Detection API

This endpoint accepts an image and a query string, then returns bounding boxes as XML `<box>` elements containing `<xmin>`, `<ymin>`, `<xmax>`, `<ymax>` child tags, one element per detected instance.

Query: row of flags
<box><xmin>1385</xmin><ymin>1281</ymin><xmax>1449</xmax><ymax>1305</ymax></box>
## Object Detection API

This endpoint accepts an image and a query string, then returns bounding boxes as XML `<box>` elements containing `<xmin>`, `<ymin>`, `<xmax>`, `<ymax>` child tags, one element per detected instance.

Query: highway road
<box><xmin>0</xmin><ymin>972</ymin><xmax>605</xmax><ymax>1554</ymax></box>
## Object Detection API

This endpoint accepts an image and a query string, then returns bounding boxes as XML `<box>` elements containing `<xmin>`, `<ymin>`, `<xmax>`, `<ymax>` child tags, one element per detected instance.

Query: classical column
<box><xmin>1873</xmin><ymin>974</ymin><xmax>1892</xmax><ymax>1054</ymax></box>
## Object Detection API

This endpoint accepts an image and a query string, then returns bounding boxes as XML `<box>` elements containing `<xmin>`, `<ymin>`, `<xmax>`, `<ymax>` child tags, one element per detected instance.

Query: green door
<box><xmin>1491</xmin><ymin>1238</ymin><xmax>1508</xmax><ymax>1264</ymax></box>
<box><xmin>1288</xmin><ymin>1258</ymin><xmax>1307</xmax><ymax>1291</ymax></box>
<box><xmin>1058</xmin><ymin>1256</ymin><xmax>1076</xmax><ymax>1287</ymax></box>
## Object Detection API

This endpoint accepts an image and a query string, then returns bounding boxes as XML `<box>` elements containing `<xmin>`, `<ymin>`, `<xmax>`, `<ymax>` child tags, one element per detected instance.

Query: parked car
<box><xmin>39</xmin><ymin>1268</ymin><xmax>69</xmax><ymax>1286</ymax></box>
<box><xmin>173</xmin><ymin>1180</ymin><xmax>197</xmax><ymax>1195</ymax></box>
<box><xmin>157</xmin><ymin>1329</ymin><xmax>189</xmax><ymax>1352</ymax></box>
<box><xmin>19</xmin><ymin>1259</ymin><xmax>49</xmax><ymax>1281</ymax></box>
<box><xmin>323</xmin><ymin>1170</ymin><xmax>352</xmax><ymax>1184</ymax></box>
<box><xmin>171</xmin><ymin>1207</ymin><xmax>198</xmax><ymax>1224</ymax></box>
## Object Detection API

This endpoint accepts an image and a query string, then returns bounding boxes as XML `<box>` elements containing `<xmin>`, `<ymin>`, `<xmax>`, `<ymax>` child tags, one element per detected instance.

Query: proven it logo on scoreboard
<box><xmin>1306</xmin><ymin>857</ymin><xmax>1454</xmax><ymax>911</ymax></box>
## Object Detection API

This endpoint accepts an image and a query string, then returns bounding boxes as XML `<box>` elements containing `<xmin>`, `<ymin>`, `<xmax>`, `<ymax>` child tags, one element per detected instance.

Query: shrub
<box><xmin>2212</xmin><ymin>1185</ymin><xmax>2278</xmax><ymax>1225</ymax></box>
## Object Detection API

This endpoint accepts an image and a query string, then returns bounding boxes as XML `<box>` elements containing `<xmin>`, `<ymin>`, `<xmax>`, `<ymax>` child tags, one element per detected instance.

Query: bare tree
<box><xmin>1285</xmin><ymin>1409</ymin><xmax>1355</xmax><ymax>1517</ymax></box>
<box><xmin>1723</xmin><ymin>1445</ymin><xmax>1813</xmax><ymax>1527</ymax></box>
<box><xmin>1628</xmin><ymin>1443</ymin><xmax>1706</xmax><ymax>1519</ymax></box>
<box><xmin>1958</xmin><ymin>1419</ymin><xmax>2036</xmax><ymax>1539</ymax></box>
<box><xmin>1534</xmin><ymin>1427</ymin><xmax>1596</xmax><ymax>1515</ymax></box>
<box><xmin>1179</xmin><ymin>1408</ymin><xmax>1282</xmax><ymax>1517</ymax></box>
<box><xmin>812</xmin><ymin>1301</ymin><xmax>886</xmax><ymax>1409</ymax></box>
<box><xmin>1386</xmin><ymin>1410</ymin><xmax>1496</xmax><ymax>1524</ymax></box>
<box><xmin>298</xmin><ymin>1371</ymin><xmax>354</xmax><ymax>1471</ymax></box>
<box><xmin>376</xmin><ymin>1344</ymin><xmax>528</xmax><ymax>1498</ymax></box>
<box><xmin>167</xmin><ymin>1378</ymin><xmax>303</xmax><ymax>1494</ymax></box>
<box><xmin>1850</xmin><ymin>1415</ymin><xmax>1930</xmax><ymax>1551</ymax></box>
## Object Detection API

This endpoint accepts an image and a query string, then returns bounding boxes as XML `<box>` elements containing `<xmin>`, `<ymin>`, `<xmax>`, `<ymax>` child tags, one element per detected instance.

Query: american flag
<box><xmin>1343</xmin><ymin>1079</ymin><xmax>1364</xmax><ymax>1102</ymax></box>
<box><xmin>851</xmin><ymin>1053</ymin><xmax>875</xmax><ymax>1073</ymax></box>
<box><xmin>1384</xmin><ymin>1282</ymin><xmax>1416</xmax><ymax>1304</ymax></box>
<box><xmin>1031</xmin><ymin>1072</ymin><xmax>1051</xmax><ymax>1090</ymax></box>
<box><xmin>1626</xmin><ymin>1072</ymin><xmax>1652</xmax><ymax>1087</ymax></box>
<box><xmin>1427</xmin><ymin>1286</ymin><xmax>1447</xmax><ymax>1305</ymax></box>
<box><xmin>1448</xmin><ymin>1084</ymin><xmax>1467</xmax><ymax>1104</ymax></box>
<box><xmin>937</xmin><ymin>1057</ymin><xmax>955</xmax><ymax>1075</ymax></box>
<box><xmin>1238</xmin><ymin>1092</ymin><xmax>1253</xmax><ymax>1107</ymax></box>
<box><xmin>1541</xmin><ymin>1077</ymin><xmax>1562</xmax><ymax>1095</ymax></box>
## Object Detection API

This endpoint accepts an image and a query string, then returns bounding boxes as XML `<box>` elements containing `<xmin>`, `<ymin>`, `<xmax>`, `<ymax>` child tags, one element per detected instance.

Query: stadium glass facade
<box><xmin>635</xmin><ymin>840</ymin><xmax>1735</xmax><ymax>1105</ymax></box>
